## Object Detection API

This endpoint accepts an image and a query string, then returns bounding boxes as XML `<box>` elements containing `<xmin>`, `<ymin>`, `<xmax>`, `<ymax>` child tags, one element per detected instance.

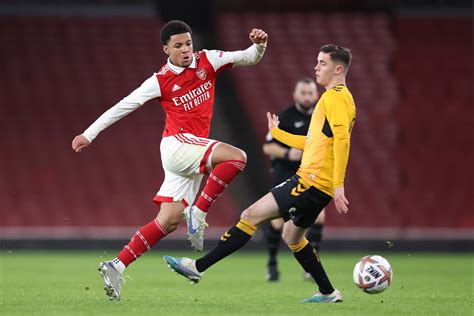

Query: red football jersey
<box><xmin>82</xmin><ymin>44</ymin><xmax>266</xmax><ymax>143</ymax></box>
<box><xmin>157</xmin><ymin>51</ymin><xmax>230</xmax><ymax>138</ymax></box>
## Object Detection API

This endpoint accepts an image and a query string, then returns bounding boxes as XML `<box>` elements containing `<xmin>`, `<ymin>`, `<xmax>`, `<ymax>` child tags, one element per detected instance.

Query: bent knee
<box><xmin>281</xmin><ymin>230</ymin><xmax>292</xmax><ymax>245</ymax></box>
<box><xmin>240</xmin><ymin>208</ymin><xmax>259</xmax><ymax>227</ymax></box>
<box><xmin>271</xmin><ymin>219</ymin><xmax>284</xmax><ymax>231</ymax></box>
<box><xmin>158</xmin><ymin>219</ymin><xmax>180</xmax><ymax>233</ymax></box>
<box><xmin>282</xmin><ymin>231</ymin><xmax>303</xmax><ymax>246</ymax></box>
<box><xmin>240</xmin><ymin>208</ymin><xmax>253</xmax><ymax>222</ymax></box>
<box><xmin>155</xmin><ymin>215</ymin><xmax>181</xmax><ymax>233</ymax></box>
<box><xmin>234</xmin><ymin>149</ymin><xmax>247</xmax><ymax>164</ymax></box>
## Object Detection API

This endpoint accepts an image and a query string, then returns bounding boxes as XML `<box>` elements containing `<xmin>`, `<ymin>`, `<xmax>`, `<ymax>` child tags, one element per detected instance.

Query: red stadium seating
<box><xmin>393</xmin><ymin>17</ymin><xmax>473</xmax><ymax>228</ymax></box>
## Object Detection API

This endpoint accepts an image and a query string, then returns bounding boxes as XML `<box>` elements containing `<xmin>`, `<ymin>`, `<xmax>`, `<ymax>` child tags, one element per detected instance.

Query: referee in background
<box><xmin>262</xmin><ymin>77</ymin><xmax>325</xmax><ymax>282</ymax></box>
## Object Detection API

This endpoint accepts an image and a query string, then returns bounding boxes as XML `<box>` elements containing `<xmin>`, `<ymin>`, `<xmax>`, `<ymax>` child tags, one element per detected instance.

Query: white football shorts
<box><xmin>153</xmin><ymin>133</ymin><xmax>220</xmax><ymax>206</ymax></box>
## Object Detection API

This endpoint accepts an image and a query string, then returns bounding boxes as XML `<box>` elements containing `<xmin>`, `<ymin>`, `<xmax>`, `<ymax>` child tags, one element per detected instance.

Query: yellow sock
<box><xmin>288</xmin><ymin>238</ymin><xmax>309</xmax><ymax>252</ymax></box>
<box><xmin>235</xmin><ymin>218</ymin><xmax>257</xmax><ymax>236</ymax></box>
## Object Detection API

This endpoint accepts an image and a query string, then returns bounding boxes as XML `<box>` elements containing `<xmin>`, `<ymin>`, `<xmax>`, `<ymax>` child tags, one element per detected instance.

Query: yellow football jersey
<box><xmin>271</xmin><ymin>84</ymin><xmax>356</xmax><ymax>196</ymax></box>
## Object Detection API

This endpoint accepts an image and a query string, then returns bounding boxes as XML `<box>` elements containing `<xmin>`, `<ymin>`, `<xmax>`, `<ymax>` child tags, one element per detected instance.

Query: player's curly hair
<box><xmin>320</xmin><ymin>45</ymin><xmax>352</xmax><ymax>69</ymax></box>
<box><xmin>160</xmin><ymin>20</ymin><xmax>192</xmax><ymax>45</ymax></box>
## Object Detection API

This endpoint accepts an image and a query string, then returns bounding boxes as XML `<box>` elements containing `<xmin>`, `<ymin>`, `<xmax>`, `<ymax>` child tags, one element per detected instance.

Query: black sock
<box><xmin>265</xmin><ymin>223</ymin><xmax>281</xmax><ymax>266</ymax></box>
<box><xmin>290</xmin><ymin>239</ymin><xmax>334</xmax><ymax>294</ymax></box>
<box><xmin>306</xmin><ymin>223</ymin><xmax>324</xmax><ymax>250</ymax></box>
<box><xmin>195</xmin><ymin>219</ymin><xmax>256</xmax><ymax>272</ymax></box>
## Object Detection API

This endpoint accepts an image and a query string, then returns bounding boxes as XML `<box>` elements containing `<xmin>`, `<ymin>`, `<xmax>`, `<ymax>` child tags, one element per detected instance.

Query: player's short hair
<box><xmin>320</xmin><ymin>45</ymin><xmax>352</xmax><ymax>69</ymax></box>
<box><xmin>160</xmin><ymin>20</ymin><xmax>192</xmax><ymax>45</ymax></box>
<box><xmin>296</xmin><ymin>77</ymin><xmax>316</xmax><ymax>86</ymax></box>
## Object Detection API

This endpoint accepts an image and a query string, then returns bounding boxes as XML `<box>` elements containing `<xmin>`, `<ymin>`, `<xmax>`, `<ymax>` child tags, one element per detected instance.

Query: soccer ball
<box><xmin>353</xmin><ymin>255</ymin><xmax>393</xmax><ymax>294</ymax></box>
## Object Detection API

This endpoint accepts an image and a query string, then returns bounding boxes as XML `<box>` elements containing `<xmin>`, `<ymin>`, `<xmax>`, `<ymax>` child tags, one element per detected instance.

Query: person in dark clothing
<box><xmin>262</xmin><ymin>77</ymin><xmax>325</xmax><ymax>282</ymax></box>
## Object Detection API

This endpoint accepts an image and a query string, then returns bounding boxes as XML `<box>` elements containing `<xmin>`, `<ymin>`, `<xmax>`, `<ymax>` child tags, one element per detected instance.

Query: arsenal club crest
<box><xmin>196</xmin><ymin>68</ymin><xmax>207</xmax><ymax>80</ymax></box>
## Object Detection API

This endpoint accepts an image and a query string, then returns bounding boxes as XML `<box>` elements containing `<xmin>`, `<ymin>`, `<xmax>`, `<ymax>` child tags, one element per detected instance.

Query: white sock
<box><xmin>112</xmin><ymin>258</ymin><xmax>126</xmax><ymax>274</ymax></box>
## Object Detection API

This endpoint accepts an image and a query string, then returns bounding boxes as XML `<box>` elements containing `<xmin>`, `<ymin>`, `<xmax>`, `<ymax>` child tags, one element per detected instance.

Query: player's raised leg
<box><xmin>185</xmin><ymin>143</ymin><xmax>247</xmax><ymax>252</ymax></box>
<box><xmin>165</xmin><ymin>186</ymin><xmax>342</xmax><ymax>303</ymax></box>
<box><xmin>167</xmin><ymin>192</ymin><xmax>280</xmax><ymax>279</ymax></box>
<box><xmin>99</xmin><ymin>201</ymin><xmax>184</xmax><ymax>300</ymax></box>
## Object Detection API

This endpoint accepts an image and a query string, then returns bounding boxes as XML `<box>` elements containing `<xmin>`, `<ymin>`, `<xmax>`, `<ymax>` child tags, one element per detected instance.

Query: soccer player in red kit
<box><xmin>71</xmin><ymin>20</ymin><xmax>268</xmax><ymax>301</ymax></box>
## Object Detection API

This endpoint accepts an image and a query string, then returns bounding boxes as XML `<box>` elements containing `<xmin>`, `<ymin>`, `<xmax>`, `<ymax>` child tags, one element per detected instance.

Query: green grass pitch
<box><xmin>0</xmin><ymin>250</ymin><xmax>472</xmax><ymax>315</ymax></box>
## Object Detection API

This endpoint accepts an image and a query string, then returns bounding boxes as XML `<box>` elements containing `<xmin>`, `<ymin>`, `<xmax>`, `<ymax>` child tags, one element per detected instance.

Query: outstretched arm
<box><xmin>267</xmin><ymin>112</ymin><xmax>306</xmax><ymax>150</ymax></box>
<box><xmin>262</xmin><ymin>142</ymin><xmax>303</xmax><ymax>161</ymax></box>
<box><xmin>71</xmin><ymin>75</ymin><xmax>160</xmax><ymax>152</ymax></box>
<box><xmin>204</xmin><ymin>28</ymin><xmax>268</xmax><ymax>71</ymax></box>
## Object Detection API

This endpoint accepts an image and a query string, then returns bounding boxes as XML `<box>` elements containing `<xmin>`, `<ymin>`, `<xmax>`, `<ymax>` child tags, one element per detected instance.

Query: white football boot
<box><xmin>302</xmin><ymin>289</ymin><xmax>343</xmax><ymax>303</ymax></box>
<box><xmin>98</xmin><ymin>261</ymin><xmax>123</xmax><ymax>301</ymax></box>
<box><xmin>184</xmin><ymin>206</ymin><xmax>208</xmax><ymax>252</ymax></box>
<box><xmin>164</xmin><ymin>256</ymin><xmax>203</xmax><ymax>284</ymax></box>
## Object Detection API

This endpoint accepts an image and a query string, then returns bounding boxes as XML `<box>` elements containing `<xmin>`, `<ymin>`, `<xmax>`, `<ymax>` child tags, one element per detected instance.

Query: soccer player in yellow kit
<box><xmin>164</xmin><ymin>45</ymin><xmax>355</xmax><ymax>303</ymax></box>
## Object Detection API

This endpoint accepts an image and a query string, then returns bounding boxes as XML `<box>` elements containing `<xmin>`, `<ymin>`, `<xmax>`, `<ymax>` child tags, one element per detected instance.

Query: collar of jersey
<box><xmin>167</xmin><ymin>55</ymin><xmax>197</xmax><ymax>74</ymax></box>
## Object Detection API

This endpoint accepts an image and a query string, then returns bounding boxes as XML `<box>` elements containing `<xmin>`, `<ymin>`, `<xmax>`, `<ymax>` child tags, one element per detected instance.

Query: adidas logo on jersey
<box><xmin>172</xmin><ymin>84</ymin><xmax>181</xmax><ymax>92</ymax></box>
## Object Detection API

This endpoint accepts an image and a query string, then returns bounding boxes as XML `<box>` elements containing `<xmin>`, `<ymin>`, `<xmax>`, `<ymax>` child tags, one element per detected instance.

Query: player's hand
<box><xmin>333</xmin><ymin>186</ymin><xmax>349</xmax><ymax>214</ymax></box>
<box><xmin>72</xmin><ymin>135</ymin><xmax>91</xmax><ymax>152</ymax></box>
<box><xmin>267</xmin><ymin>112</ymin><xmax>280</xmax><ymax>131</ymax></box>
<box><xmin>249</xmin><ymin>28</ymin><xmax>268</xmax><ymax>45</ymax></box>
<box><xmin>288</xmin><ymin>148</ymin><xmax>303</xmax><ymax>161</ymax></box>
